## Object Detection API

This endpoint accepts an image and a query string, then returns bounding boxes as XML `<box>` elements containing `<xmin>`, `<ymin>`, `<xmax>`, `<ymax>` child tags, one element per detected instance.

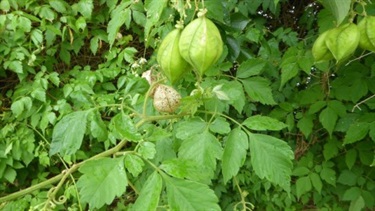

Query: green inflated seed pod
<box><xmin>312</xmin><ymin>30</ymin><xmax>334</xmax><ymax>63</ymax></box>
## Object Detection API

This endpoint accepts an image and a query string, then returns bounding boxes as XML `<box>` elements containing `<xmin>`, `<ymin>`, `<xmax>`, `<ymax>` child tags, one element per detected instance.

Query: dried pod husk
<box><xmin>157</xmin><ymin>28</ymin><xmax>190</xmax><ymax>84</ymax></box>
<box><xmin>325</xmin><ymin>23</ymin><xmax>360</xmax><ymax>62</ymax></box>
<box><xmin>179</xmin><ymin>15</ymin><xmax>223</xmax><ymax>77</ymax></box>
<box><xmin>312</xmin><ymin>30</ymin><xmax>334</xmax><ymax>62</ymax></box>
<box><xmin>358</xmin><ymin>16</ymin><xmax>375</xmax><ymax>51</ymax></box>
<box><xmin>153</xmin><ymin>84</ymin><xmax>181</xmax><ymax>113</ymax></box>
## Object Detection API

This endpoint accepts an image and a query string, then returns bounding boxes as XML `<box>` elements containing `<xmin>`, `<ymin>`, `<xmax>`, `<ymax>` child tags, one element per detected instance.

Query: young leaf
<box><xmin>209</xmin><ymin>117</ymin><xmax>231</xmax><ymax>134</ymax></box>
<box><xmin>76</xmin><ymin>0</ymin><xmax>93</xmax><ymax>19</ymax></box>
<box><xmin>131</xmin><ymin>172</ymin><xmax>162</xmax><ymax>211</ymax></box>
<box><xmin>144</xmin><ymin>0</ymin><xmax>168</xmax><ymax>41</ymax></box>
<box><xmin>138</xmin><ymin>142</ymin><xmax>156</xmax><ymax>159</ymax></box>
<box><xmin>319</xmin><ymin>107</ymin><xmax>338</xmax><ymax>137</ymax></box>
<box><xmin>295</xmin><ymin>176</ymin><xmax>312</xmax><ymax>199</ymax></box>
<box><xmin>249</xmin><ymin>133</ymin><xmax>294</xmax><ymax>192</ymax></box>
<box><xmin>124</xmin><ymin>154</ymin><xmax>144</xmax><ymax>177</ymax></box>
<box><xmin>77</xmin><ymin>157</ymin><xmax>127</xmax><ymax>209</ymax></box>
<box><xmin>222</xmin><ymin>128</ymin><xmax>248</xmax><ymax>183</ymax></box>
<box><xmin>343</xmin><ymin>122</ymin><xmax>370</xmax><ymax>145</ymax></box>
<box><xmin>50</xmin><ymin>111</ymin><xmax>88</xmax><ymax>156</ymax></box>
<box><xmin>241</xmin><ymin>77</ymin><xmax>276</xmax><ymax>105</ymax></box>
<box><xmin>178</xmin><ymin>131</ymin><xmax>223</xmax><ymax>177</ymax></box>
<box><xmin>163</xmin><ymin>175</ymin><xmax>220</xmax><ymax>211</ymax></box>
<box><xmin>243</xmin><ymin>115</ymin><xmax>287</xmax><ymax>131</ymax></box>
<box><xmin>109</xmin><ymin>113</ymin><xmax>141</xmax><ymax>141</ymax></box>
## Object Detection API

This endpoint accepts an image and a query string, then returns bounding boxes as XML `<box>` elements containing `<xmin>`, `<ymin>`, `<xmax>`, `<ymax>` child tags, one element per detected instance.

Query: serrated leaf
<box><xmin>77</xmin><ymin>157</ymin><xmax>127</xmax><ymax>209</ymax></box>
<box><xmin>236</xmin><ymin>58</ymin><xmax>266</xmax><ymax>78</ymax></box>
<box><xmin>163</xmin><ymin>175</ymin><xmax>220</xmax><ymax>211</ymax></box>
<box><xmin>320</xmin><ymin>167</ymin><xmax>336</xmax><ymax>186</ymax></box>
<box><xmin>107</xmin><ymin>2</ymin><xmax>132</xmax><ymax>46</ymax></box>
<box><xmin>342</xmin><ymin>187</ymin><xmax>361</xmax><ymax>201</ymax></box>
<box><xmin>249</xmin><ymin>134</ymin><xmax>294</xmax><ymax>192</ymax></box>
<box><xmin>296</xmin><ymin>176</ymin><xmax>312</xmax><ymax>199</ymax></box>
<box><xmin>50</xmin><ymin>111</ymin><xmax>88</xmax><ymax>156</ymax></box>
<box><xmin>337</xmin><ymin>170</ymin><xmax>357</xmax><ymax>186</ymax></box>
<box><xmin>243</xmin><ymin>115</ymin><xmax>287</xmax><ymax>131</ymax></box>
<box><xmin>220</xmin><ymin>80</ymin><xmax>246</xmax><ymax>113</ymax></box>
<box><xmin>209</xmin><ymin>117</ymin><xmax>231</xmax><ymax>134</ymax></box>
<box><xmin>131</xmin><ymin>172</ymin><xmax>162</xmax><ymax>211</ymax></box>
<box><xmin>49</xmin><ymin>0</ymin><xmax>67</xmax><ymax>13</ymax></box>
<box><xmin>349</xmin><ymin>196</ymin><xmax>365</xmax><ymax>211</ymax></box>
<box><xmin>175</xmin><ymin>118</ymin><xmax>206</xmax><ymax>140</ymax></box>
<box><xmin>292</xmin><ymin>166</ymin><xmax>310</xmax><ymax>176</ymax></box>
<box><xmin>90</xmin><ymin>111</ymin><xmax>108</xmax><ymax>142</ymax></box>
<box><xmin>319</xmin><ymin>107</ymin><xmax>338</xmax><ymax>137</ymax></box>
<box><xmin>160</xmin><ymin>158</ymin><xmax>210</xmax><ymax>183</ymax></box>
<box><xmin>323</xmin><ymin>139</ymin><xmax>339</xmax><ymax>161</ymax></box>
<box><xmin>321</xmin><ymin>0</ymin><xmax>351</xmax><ymax>25</ymax></box>
<box><xmin>297</xmin><ymin>115</ymin><xmax>314</xmax><ymax>137</ymax></box>
<box><xmin>109</xmin><ymin>113</ymin><xmax>141</xmax><ymax>141</ymax></box>
<box><xmin>124</xmin><ymin>154</ymin><xmax>144</xmax><ymax>177</ymax></box>
<box><xmin>327</xmin><ymin>100</ymin><xmax>347</xmax><ymax>117</ymax></box>
<box><xmin>138</xmin><ymin>142</ymin><xmax>156</xmax><ymax>159</ymax></box>
<box><xmin>222</xmin><ymin>128</ymin><xmax>248</xmax><ymax>183</ymax></box>
<box><xmin>345</xmin><ymin>149</ymin><xmax>357</xmax><ymax>169</ymax></box>
<box><xmin>144</xmin><ymin>0</ymin><xmax>168</xmax><ymax>41</ymax></box>
<box><xmin>242</xmin><ymin>77</ymin><xmax>276</xmax><ymax>105</ymax></box>
<box><xmin>309</xmin><ymin>172</ymin><xmax>323</xmax><ymax>194</ymax></box>
<box><xmin>77</xmin><ymin>0</ymin><xmax>93</xmax><ymax>19</ymax></box>
<box><xmin>179</xmin><ymin>131</ymin><xmax>223</xmax><ymax>177</ymax></box>
<box><xmin>343</xmin><ymin>122</ymin><xmax>370</xmax><ymax>145</ymax></box>
<box><xmin>280</xmin><ymin>59</ymin><xmax>299</xmax><ymax>89</ymax></box>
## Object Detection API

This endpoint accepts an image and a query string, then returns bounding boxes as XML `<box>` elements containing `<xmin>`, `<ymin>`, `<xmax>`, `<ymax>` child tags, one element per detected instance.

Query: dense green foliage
<box><xmin>0</xmin><ymin>0</ymin><xmax>374</xmax><ymax>210</ymax></box>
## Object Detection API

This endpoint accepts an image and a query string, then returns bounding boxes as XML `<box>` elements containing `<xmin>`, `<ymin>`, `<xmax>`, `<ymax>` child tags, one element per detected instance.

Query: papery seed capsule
<box><xmin>358</xmin><ymin>16</ymin><xmax>375</xmax><ymax>52</ymax></box>
<box><xmin>179</xmin><ymin>14</ymin><xmax>223</xmax><ymax>77</ymax></box>
<box><xmin>312</xmin><ymin>30</ymin><xmax>334</xmax><ymax>62</ymax></box>
<box><xmin>153</xmin><ymin>84</ymin><xmax>181</xmax><ymax>113</ymax></box>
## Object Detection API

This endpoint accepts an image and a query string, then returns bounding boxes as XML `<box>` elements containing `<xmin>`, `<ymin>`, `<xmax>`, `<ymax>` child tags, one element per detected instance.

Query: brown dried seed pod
<box><xmin>153</xmin><ymin>84</ymin><xmax>181</xmax><ymax>113</ymax></box>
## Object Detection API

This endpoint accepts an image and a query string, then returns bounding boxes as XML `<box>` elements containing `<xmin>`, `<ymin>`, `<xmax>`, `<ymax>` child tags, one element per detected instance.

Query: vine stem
<box><xmin>352</xmin><ymin>94</ymin><xmax>375</xmax><ymax>112</ymax></box>
<box><xmin>0</xmin><ymin>110</ymin><xmax>188</xmax><ymax>204</ymax></box>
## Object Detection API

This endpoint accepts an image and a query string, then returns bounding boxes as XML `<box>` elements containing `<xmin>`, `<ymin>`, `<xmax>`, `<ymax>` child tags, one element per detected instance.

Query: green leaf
<box><xmin>107</xmin><ymin>1</ymin><xmax>132</xmax><ymax>46</ymax></box>
<box><xmin>11</xmin><ymin>97</ymin><xmax>32</xmax><ymax>117</ymax></box>
<box><xmin>179</xmin><ymin>131</ymin><xmax>223</xmax><ymax>177</ymax></box>
<box><xmin>222</xmin><ymin>128</ymin><xmax>248</xmax><ymax>183</ymax></box>
<box><xmin>90</xmin><ymin>111</ymin><xmax>108</xmax><ymax>142</ymax></box>
<box><xmin>369</xmin><ymin>122</ymin><xmax>375</xmax><ymax>142</ymax></box>
<box><xmin>297</xmin><ymin>115</ymin><xmax>314</xmax><ymax>137</ymax></box>
<box><xmin>320</xmin><ymin>167</ymin><xmax>336</xmax><ymax>186</ymax></box>
<box><xmin>343</xmin><ymin>122</ymin><xmax>370</xmax><ymax>145</ymax></box>
<box><xmin>49</xmin><ymin>0</ymin><xmax>67</xmax><ymax>13</ymax></box>
<box><xmin>138</xmin><ymin>142</ymin><xmax>156</xmax><ymax>160</ymax></box>
<box><xmin>77</xmin><ymin>157</ymin><xmax>127</xmax><ymax>209</ymax></box>
<box><xmin>4</xmin><ymin>167</ymin><xmax>17</xmax><ymax>183</ymax></box>
<box><xmin>163</xmin><ymin>175</ymin><xmax>220</xmax><ymax>211</ymax></box>
<box><xmin>309</xmin><ymin>172</ymin><xmax>323</xmax><ymax>194</ymax></box>
<box><xmin>124</xmin><ymin>154</ymin><xmax>144</xmax><ymax>177</ymax></box>
<box><xmin>292</xmin><ymin>166</ymin><xmax>310</xmax><ymax>176</ymax></box>
<box><xmin>242</xmin><ymin>77</ymin><xmax>276</xmax><ymax>105</ymax></box>
<box><xmin>77</xmin><ymin>0</ymin><xmax>93</xmax><ymax>19</ymax></box>
<box><xmin>280</xmin><ymin>58</ymin><xmax>299</xmax><ymax>89</ymax></box>
<box><xmin>337</xmin><ymin>170</ymin><xmax>357</xmax><ymax>186</ymax></box>
<box><xmin>236</xmin><ymin>58</ymin><xmax>266</xmax><ymax>78</ymax></box>
<box><xmin>109</xmin><ymin>113</ymin><xmax>141</xmax><ymax>141</ymax></box>
<box><xmin>144</xmin><ymin>0</ymin><xmax>168</xmax><ymax>40</ymax></box>
<box><xmin>50</xmin><ymin>111</ymin><xmax>88</xmax><ymax>156</ymax></box>
<box><xmin>8</xmin><ymin>60</ymin><xmax>23</xmax><ymax>74</ymax></box>
<box><xmin>327</xmin><ymin>100</ymin><xmax>347</xmax><ymax>117</ymax></box>
<box><xmin>123</xmin><ymin>47</ymin><xmax>138</xmax><ymax>63</ymax></box>
<box><xmin>220</xmin><ymin>80</ymin><xmax>246</xmax><ymax>113</ymax></box>
<box><xmin>349</xmin><ymin>196</ymin><xmax>365</xmax><ymax>211</ymax></box>
<box><xmin>249</xmin><ymin>134</ymin><xmax>294</xmax><ymax>192</ymax></box>
<box><xmin>160</xmin><ymin>158</ymin><xmax>210</xmax><ymax>183</ymax></box>
<box><xmin>243</xmin><ymin>115</ymin><xmax>287</xmax><ymax>131</ymax></box>
<box><xmin>209</xmin><ymin>117</ymin><xmax>231</xmax><ymax>134</ymax></box>
<box><xmin>323</xmin><ymin>139</ymin><xmax>339</xmax><ymax>161</ymax></box>
<box><xmin>345</xmin><ymin>149</ymin><xmax>357</xmax><ymax>169</ymax></box>
<box><xmin>342</xmin><ymin>187</ymin><xmax>361</xmax><ymax>201</ymax></box>
<box><xmin>131</xmin><ymin>172</ymin><xmax>162</xmax><ymax>211</ymax></box>
<box><xmin>175</xmin><ymin>118</ymin><xmax>206</xmax><ymax>140</ymax></box>
<box><xmin>319</xmin><ymin>107</ymin><xmax>338</xmax><ymax>137</ymax></box>
<box><xmin>321</xmin><ymin>0</ymin><xmax>351</xmax><ymax>25</ymax></box>
<box><xmin>296</xmin><ymin>176</ymin><xmax>312</xmax><ymax>199</ymax></box>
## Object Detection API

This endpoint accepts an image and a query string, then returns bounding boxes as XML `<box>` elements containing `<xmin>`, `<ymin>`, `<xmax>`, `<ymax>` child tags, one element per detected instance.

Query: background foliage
<box><xmin>0</xmin><ymin>0</ymin><xmax>374</xmax><ymax>210</ymax></box>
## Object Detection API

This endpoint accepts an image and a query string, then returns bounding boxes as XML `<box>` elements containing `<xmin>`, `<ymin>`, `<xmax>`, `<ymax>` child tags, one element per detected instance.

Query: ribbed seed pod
<box><xmin>358</xmin><ymin>16</ymin><xmax>375</xmax><ymax>52</ymax></box>
<box><xmin>179</xmin><ymin>14</ymin><xmax>223</xmax><ymax>77</ymax></box>
<box><xmin>157</xmin><ymin>28</ymin><xmax>190</xmax><ymax>84</ymax></box>
<box><xmin>325</xmin><ymin>23</ymin><xmax>360</xmax><ymax>62</ymax></box>
<box><xmin>312</xmin><ymin>30</ymin><xmax>334</xmax><ymax>63</ymax></box>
